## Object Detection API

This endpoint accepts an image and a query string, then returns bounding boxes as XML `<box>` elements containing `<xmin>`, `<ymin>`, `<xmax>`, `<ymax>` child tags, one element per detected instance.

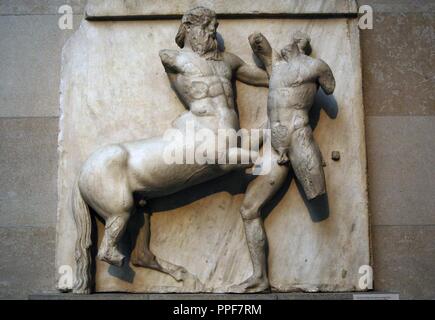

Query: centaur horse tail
<box><xmin>72</xmin><ymin>181</ymin><xmax>92</xmax><ymax>293</ymax></box>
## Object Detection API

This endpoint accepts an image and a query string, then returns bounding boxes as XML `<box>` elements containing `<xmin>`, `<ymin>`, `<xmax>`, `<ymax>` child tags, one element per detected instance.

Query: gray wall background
<box><xmin>0</xmin><ymin>0</ymin><xmax>433</xmax><ymax>299</ymax></box>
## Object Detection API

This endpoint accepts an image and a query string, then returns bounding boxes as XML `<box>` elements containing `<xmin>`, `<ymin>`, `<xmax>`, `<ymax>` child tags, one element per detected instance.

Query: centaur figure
<box><xmin>72</xmin><ymin>7</ymin><xmax>268</xmax><ymax>293</ymax></box>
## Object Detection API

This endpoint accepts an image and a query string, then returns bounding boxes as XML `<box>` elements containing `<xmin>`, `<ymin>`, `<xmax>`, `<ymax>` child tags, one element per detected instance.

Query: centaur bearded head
<box><xmin>175</xmin><ymin>6</ymin><xmax>219</xmax><ymax>58</ymax></box>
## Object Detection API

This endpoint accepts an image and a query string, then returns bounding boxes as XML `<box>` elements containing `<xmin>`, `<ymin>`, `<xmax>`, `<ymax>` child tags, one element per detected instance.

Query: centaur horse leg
<box><xmin>131</xmin><ymin>206</ymin><xmax>191</xmax><ymax>282</ymax></box>
<box><xmin>77</xmin><ymin>144</ymin><xmax>137</xmax><ymax>268</ymax></box>
<box><xmin>97</xmin><ymin>211</ymin><xmax>130</xmax><ymax>267</ymax></box>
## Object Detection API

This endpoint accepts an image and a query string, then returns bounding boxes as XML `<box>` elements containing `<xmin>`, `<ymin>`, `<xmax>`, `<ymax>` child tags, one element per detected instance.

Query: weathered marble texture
<box><xmin>85</xmin><ymin>0</ymin><xmax>358</xmax><ymax>18</ymax></box>
<box><xmin>56</xmin><ymin>17</ymin><xmax>369</xmax><ymax>292</ymax></box>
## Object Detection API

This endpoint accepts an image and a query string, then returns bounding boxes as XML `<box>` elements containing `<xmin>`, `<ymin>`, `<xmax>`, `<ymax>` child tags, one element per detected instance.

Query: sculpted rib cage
<box><xmin>189</xmin><ymin>78</ymin><xmax>230</xmax><ymax>99</ymax></box>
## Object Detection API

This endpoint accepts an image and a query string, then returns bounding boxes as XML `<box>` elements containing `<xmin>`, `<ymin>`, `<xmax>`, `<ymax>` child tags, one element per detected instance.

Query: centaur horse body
<box><xmin>72</xmin><ymin>7</ymin><xmax>268</xmax><ymax>293</ymax></box>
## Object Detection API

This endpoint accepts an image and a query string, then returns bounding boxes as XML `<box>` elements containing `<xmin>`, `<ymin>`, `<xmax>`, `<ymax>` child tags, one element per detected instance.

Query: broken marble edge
<box><xmin>85</xmin><ymin>0</ymin><xmax>358</xmax><ymax>20</ymax></box>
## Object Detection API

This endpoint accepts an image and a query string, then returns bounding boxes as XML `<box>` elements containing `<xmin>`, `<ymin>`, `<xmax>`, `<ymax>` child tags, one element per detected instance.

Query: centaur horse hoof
<box><xmin>97</xmin><ymin>247</ymin><xmax>125</xmax><ymax>267</ymax></box>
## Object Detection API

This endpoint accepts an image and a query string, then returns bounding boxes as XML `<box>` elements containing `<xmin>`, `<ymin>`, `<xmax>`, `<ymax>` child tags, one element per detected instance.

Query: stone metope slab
<box><xmin>56</xmin><ymin>16</ymin><xmax>369</xmax><ymax>293</ymax></box>
<box><xmin>85</xmin><ymin>0</ymin><xmax>358</xmax><ymax>19</ymax></box>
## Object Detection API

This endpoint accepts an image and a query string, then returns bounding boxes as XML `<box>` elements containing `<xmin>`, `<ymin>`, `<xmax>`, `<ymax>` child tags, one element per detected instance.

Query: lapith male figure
<box><xmin>230</xmin><ymin>31</ymin><xmax>336</xmax><ymax>292</ymax></box>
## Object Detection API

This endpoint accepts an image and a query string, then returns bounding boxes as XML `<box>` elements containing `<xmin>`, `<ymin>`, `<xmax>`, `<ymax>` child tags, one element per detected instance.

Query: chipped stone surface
<box><xmin>85</xmin><ymin>0</ymin><xmax>358</xmax><ymax>18</ymax></box>
<box><xmin>56</xmin><ymin>13</ymin><xmax>369</xmax><ymax>292</ymax></box>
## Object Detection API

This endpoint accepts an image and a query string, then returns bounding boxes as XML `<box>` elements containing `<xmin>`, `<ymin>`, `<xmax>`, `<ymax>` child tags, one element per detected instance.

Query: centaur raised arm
<box><xmin>248</xmin><ymin>32</ymin><xmax>280</xmax><ymax>76</ymax></box>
